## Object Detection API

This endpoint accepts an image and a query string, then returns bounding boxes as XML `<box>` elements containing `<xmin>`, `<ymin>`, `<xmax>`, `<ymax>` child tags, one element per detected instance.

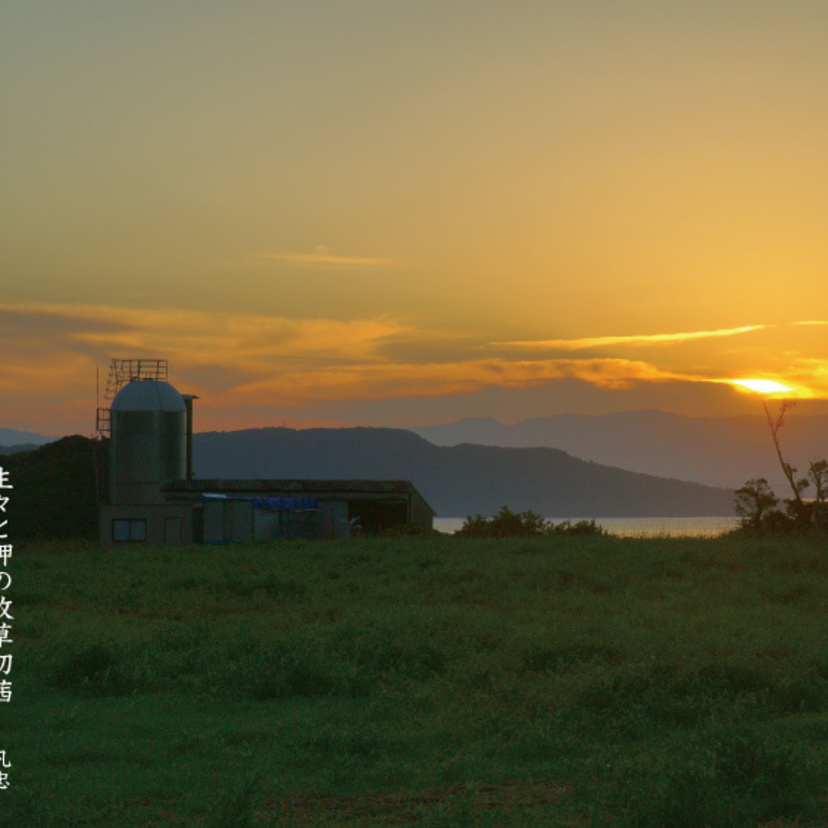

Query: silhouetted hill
<box><xmin>411</xmin><ymin>410</ymin><xmax>828</xmax><ymax>494</ymax></box>
<box><xmin>1</xmin><ymin>436</ymin><xmax>106</xmax><ymax>540</ymax></box>
<box><xmin>193</xmin><ymin>427</ymin><xmax>735</xmax><ymax>517</ymax></box>
<box><xmin>0</xmin><ymin>444</ymin><xmax>42</xmax><ymax>456</ymax></box>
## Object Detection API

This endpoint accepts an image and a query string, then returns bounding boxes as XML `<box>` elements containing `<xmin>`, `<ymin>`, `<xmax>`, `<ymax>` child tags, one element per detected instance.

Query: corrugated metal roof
<box><xmin>165</xmin><ymin>478</ymin><xmax>435</xmax><ymax>514</ymax></box>
<box><xmin>169</xmin><ymin>478</ymin><xmax>416</xmax><ymax>494</ymax></box>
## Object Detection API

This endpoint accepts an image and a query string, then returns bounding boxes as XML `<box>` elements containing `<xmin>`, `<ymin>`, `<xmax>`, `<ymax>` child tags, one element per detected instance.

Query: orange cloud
<box><xmin>228</xmin><ymin>357</ymin><xmax>703</xmax><ymax>408</ymax></box>
<box><xmin>498</xmin><ymin>325</ymin><xmax>767</xmax><ymax>351</ymax></box>
<box><xmin>0</xmin><ymin>301</ymin><xmax>409</xmax><ymax>420</ymax></box>
<box><xmin>0</xmin><ymin>299</ymin><xmax>405</xmax><ymax>359</ymax></box>
<box><xmin>781</xmin><ymin>357</ymin><xmax>828</xmax><ymax>395</ymax></box>
<box><xmin>3</xmin><ymin>300</ymin><xmax>828</xmax><ymax>433</ymax></box>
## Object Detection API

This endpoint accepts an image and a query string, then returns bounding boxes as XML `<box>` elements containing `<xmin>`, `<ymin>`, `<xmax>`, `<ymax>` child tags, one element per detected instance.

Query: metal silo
<box><xmin>109</xmin><ymin>379</ymin><xmax>187</xmax><ymax>504</ymax></box>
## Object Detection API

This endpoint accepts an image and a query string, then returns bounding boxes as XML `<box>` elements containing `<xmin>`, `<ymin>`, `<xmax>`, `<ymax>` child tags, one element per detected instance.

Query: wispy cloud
<box><xmin>498</xmin><ymin>325</ymin><xmax>767</xmax><ymax>351</ymax></box>
<box><xmin>0</xmin><ymin>302</ymin><xmax>698</xmax><ymax>410</ymax></box>
<box><xmin>258</xmin><ymin>246</ymin><xmax>401</xmax><ymax>268</ymax></box>
<box><xmin>3</xmin><ymin>300</ymin><xmax>828</xmax><ymax>434</ymax></box>
<box><xmin>231</xmin><ymin>357</ymin><xmax>708</xmax><ymax>407</ymax></box>
<box><xmin>0</xmin><ymin>301</ymin><xmax>409</xmax><ymax>412</ymax></box>
<box><xmin>0</xmin><ymin>301</ymin><xmax>406</xmax><ymax>359</ymax></box>
<box><xmin>794</xmin><ymin>320</ymin><xmax>828</xmax><ymax>326</ymax></box>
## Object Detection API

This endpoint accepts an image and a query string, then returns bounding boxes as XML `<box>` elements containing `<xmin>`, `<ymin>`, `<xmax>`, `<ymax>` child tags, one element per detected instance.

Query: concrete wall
<box><xmin>203</xmin><ymin>500</ymin><xmax>254</xmax><ymax>544</ymax></box>
<box><xmin>99</xmin><ymin>503</ymin><xmax>194</xmax><ymax>546</ymax></box>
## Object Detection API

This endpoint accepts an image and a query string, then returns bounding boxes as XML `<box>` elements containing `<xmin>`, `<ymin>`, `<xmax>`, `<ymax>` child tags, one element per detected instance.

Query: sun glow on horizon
<box><xmin>730</xmin><ymin>378</ymin><xmax>795</xmax><ymax>395</ymax></box>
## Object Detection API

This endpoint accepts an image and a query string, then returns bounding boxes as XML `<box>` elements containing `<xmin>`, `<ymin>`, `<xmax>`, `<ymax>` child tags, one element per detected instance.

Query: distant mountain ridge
<box><xmin>193</xmin><ymin>426</ymin><xmax>734</xmax><ymax>518</ymax></box>
<box><xmin>411</xmin><ymin>410</ymin><xmax>828</xmax><ymax>494</ymax></box>
<box><xmin>10</xmin><ymin>408</ymin><xmax>825</xmax><ymax>509</ymax></box>
<box><xmin>0</xmin><ymin>428</ymin><xmax>59</xmax><ymax>448</ymax></box>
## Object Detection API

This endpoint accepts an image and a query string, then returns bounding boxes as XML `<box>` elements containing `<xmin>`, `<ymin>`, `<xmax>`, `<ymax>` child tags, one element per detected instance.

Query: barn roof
<box><xmin>165</xmin><ymin>478</ymin><xmax>435</xmax><ymax>515</ymax></box>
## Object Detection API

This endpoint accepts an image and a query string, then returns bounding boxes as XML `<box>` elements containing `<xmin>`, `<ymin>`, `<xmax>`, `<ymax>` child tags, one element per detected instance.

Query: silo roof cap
<box><xmin>110</xmin><ymin>379</ymin><xmax>186</xmax><ymax>412</ymax></box>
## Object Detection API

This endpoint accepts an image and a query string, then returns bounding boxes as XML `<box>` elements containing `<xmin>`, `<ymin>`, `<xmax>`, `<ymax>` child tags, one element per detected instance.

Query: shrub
<box><xmin>456</xmin><ymin>506</ymin><xmax>605</xmax><ymax>538</ymax></box>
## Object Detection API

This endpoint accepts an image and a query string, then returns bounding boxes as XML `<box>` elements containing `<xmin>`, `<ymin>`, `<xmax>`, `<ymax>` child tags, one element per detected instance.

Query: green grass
<box><xmin>4</xmin><ymin>533</ymin><xmax>828</xmax><ymax>825</ymax></box>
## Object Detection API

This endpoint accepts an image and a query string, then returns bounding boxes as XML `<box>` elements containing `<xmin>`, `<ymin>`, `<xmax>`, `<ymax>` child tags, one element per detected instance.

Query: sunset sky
<box><xmin>4</xmin><ymin>1</ymin><xmax>828</xmax><ymax>436</ymax></box>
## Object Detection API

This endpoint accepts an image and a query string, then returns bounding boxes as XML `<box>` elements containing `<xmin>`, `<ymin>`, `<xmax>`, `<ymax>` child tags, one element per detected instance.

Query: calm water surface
<box><xmin>434</xmin><ymin>516</ymin><xmax>740</xmax><ymax>537</ymax></box>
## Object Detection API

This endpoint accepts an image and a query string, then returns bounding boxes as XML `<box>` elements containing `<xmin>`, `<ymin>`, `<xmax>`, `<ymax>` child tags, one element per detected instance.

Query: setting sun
<box><xmin>730</xmin><ymin>379</ymin><xmax>794</xmax><ymax>395</ymax></box>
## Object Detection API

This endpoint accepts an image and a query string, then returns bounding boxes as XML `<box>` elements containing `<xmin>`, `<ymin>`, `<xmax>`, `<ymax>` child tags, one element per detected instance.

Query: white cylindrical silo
<box><xmin>109</xmin><ymin>379</ymin><xmax>187</xmax><ymax>504</ymax></box>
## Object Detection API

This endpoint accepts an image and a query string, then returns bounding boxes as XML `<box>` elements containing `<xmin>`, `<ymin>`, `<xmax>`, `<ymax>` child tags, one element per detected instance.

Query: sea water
<box><xmin>434</xmin><ymin>516</ymin><xmax>740</xmax><ymax>537</ymax></box>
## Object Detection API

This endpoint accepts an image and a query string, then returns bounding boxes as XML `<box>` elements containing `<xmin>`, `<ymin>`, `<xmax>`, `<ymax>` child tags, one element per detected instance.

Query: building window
<box><xmin>112</xmin><ymin>519</ymin><xmax>147</xmax><ymax>542</ymax></box>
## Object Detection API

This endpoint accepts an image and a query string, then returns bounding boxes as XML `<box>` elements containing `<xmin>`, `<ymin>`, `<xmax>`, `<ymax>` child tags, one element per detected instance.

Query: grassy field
<box><xmin>5</xmin><ymin>531</ymin><xmax>828</xmax><ymax>826</ymax></box>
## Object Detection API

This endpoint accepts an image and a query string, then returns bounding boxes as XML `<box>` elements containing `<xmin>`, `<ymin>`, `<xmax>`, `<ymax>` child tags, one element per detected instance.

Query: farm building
<box><xmin>97</xmin><ymin>362</ymin><xmax>434</xmax><ymax>545</ymax></box>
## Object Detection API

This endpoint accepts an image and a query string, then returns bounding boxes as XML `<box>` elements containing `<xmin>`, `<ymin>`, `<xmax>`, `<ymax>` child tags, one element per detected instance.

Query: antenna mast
<box><xmin>95</xmin><ymin>358</ymin><xmax>169</xmax><ymax>436</ymax></box>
